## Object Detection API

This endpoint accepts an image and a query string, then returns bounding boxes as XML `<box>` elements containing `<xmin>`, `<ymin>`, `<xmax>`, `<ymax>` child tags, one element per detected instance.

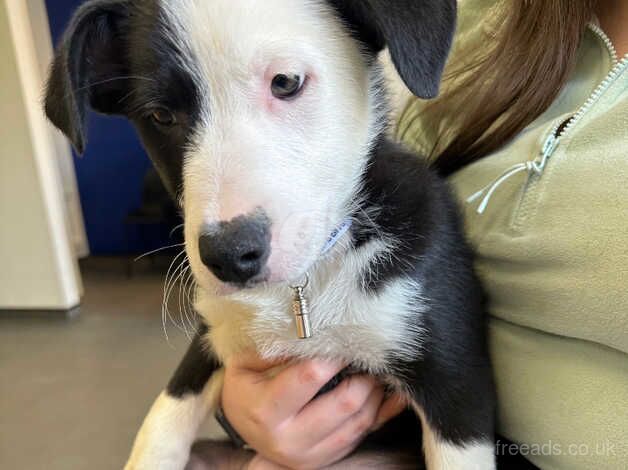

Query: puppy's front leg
<box><xmin>415</xmin><ymin>407</ymin><xmax>495</xmax><ymax>470</ymax></box>
<box><xmin>125</xmin><ymin>324</ymin><xmax>222</xmax><ymax>470</ymax></box>
<box><xmin>407</xmin><ymin>354</ymin><xmax>496</xmax><ymax>469</ymax></box>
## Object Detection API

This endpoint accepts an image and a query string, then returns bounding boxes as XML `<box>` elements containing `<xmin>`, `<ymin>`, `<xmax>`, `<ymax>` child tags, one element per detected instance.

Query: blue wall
<box><xmin>46</xmin><ymin>0</ymin><xmax>160</xmax><ymax>254</ymax></box>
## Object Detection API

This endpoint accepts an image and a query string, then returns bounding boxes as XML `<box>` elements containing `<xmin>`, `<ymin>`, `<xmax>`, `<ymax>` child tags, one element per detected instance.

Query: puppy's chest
<box><xmin>201</xmin><ymin>274</ymin><xmax>427</xmax><ymax>374</ymax></box>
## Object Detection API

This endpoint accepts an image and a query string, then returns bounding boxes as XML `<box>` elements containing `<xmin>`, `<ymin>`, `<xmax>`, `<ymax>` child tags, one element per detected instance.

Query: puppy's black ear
<box><xmin>44</xmin><ymin>0</ymin><xmax>131</xmax><ymax>154</ymax></box>
<box><xmin>328</xmin><ymin>0</ymin><xmax>457</xmax><ymax>99</ymax></box>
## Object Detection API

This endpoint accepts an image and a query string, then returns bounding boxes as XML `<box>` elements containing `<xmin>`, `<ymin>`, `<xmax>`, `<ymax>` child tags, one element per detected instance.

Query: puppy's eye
<box><xmin>271</xmin><ymin>74</ymin><xmax>304</xmax><ymax>99</ymax></box>
<box><xmin>150</xmin><ymin>108</ymin><xmax>176</xmax><ymax>127</ymax></box>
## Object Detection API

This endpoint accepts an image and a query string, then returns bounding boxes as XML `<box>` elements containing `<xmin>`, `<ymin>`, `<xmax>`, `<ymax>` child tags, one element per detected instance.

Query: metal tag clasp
<box><xmin>291</xmin><ymin>275</ymin><xmax>312</xmax><ymax>339</ymax></box>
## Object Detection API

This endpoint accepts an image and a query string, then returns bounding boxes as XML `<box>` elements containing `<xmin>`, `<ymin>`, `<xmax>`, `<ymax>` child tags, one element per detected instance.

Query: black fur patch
<box><xmin>352</xmin><ymin>137</ymin><xmax>495</xmax><ymax>443</ymax></box>
<box><xmin>329</xmin><ymin>18</ymin><xmax>491</xmax><ymax>444</ymax></box>
<box><xmin>353</xmin><ymin>138</ymin><xmax>466</xmax><ymax>291</ymax></box>
<box><xmin>124</xmin><ymin>2</ymin><xmax>202</xmax><ymax>197</ymax></box>
<box><xmin>44</xmin><ymin>0</ymin><xmax>134</xmax><ymax>153</ymax></box>
<box><xmin>326</xmin><ymin>0</ymin><xmax>457</xmax><ymax>98</ymax></box>
<box><xmin>166</xmin><ymin>323</ymin><xmax>220</xmax><ymax>398</ymax></box>
<box><xmin>44</xmin><ymin>0</ymin><xmax>202</xmax><ymax>198</ymax></box>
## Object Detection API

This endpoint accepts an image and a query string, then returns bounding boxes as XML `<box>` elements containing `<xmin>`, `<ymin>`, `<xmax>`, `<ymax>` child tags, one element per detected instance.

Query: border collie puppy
<box><xmin>45</xmin><ymin>1</ymin><xmax>496</xmax><ymax>468</ymax></box>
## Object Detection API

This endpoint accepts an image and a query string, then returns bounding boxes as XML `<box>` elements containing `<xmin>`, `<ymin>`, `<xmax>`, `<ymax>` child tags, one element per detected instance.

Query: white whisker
<box><xmin>169</xmin><ymin>224</ymin><xmax>185</xmax><ymax>237</ymax></box>
<box><xmin>134</xmin><ymin>243</ymin><xmax>185</xmax><ymax>262</ymax></box>
<box><xmin>164</xmin><ymin>257</ymin><xmax>190</xmax><ymax>334</ymax></box>
<box><xmin>70</xmin><ymin>75</ymin><xmax>156</xmax><ymax>95</ymax></box>
<box><xmin>183</xmin><ymin>270</ymin><xmax>199</xmax><ymax>334</ymax></box>
<box><xmin>177</xmin><ymin>265</ymin><xmax>193</xmax><ymax>339</ymax></box>
<box><xmin>161</xmin><ymin>250</ymin><xmax>188</xmax><ymax>343</ymax></box>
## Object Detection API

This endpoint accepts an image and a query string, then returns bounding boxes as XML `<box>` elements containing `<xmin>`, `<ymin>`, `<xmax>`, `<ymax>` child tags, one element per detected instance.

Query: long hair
<box><xmin>423</xmin><ymin>1</ymin><xmax>598</xmax><ymax>176</ymax></box>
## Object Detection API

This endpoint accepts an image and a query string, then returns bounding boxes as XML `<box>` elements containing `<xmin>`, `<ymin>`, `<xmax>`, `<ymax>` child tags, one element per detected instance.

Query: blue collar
<box><xmin>321</xmin><ymin>219</ymin><xmax>353</xmax><ymax>256</ymax></box>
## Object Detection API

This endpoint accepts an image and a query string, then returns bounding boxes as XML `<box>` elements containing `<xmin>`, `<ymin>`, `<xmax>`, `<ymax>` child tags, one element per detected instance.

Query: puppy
<box><xmin>45</xmin><ymin>1</ymin><xmax>496</xmax><ymax>468</ymax></box>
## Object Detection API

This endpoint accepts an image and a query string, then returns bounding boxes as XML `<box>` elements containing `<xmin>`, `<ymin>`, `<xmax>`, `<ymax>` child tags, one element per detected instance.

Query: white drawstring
<box><xmin>467</xmin><ymin>134</ymin><xmax>561</xmax><ymax>214</ymax></box>
<box><xmin>466</xmin><ymin>162</ymin><xmax>542</xmax><ymax>214</ymax></box>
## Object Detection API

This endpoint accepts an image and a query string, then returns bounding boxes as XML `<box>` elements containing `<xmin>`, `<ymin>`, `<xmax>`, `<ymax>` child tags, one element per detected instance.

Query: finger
<box><xmin>296</xmin><ymin>375</ymin><xmax>381</xmax><ymax>442</ymax></box>
<box><xmin>265</xmin><ymin>359</ymin><xmax>346</xmax><ymax>420</ymax></box>
<box><xmin>305</xmin><ymin>385</ymin><xmax>385</xmax><ymax>468</ymax></box>
<box><xmin>228</xmin><ymin>350</ymin><xmax>287</xmax><ymax>373</ymax></box>
<box><xmin>372</xmin><ymin>392</ymin><xmax>409</xmax><ymax>431</ymax></box>
<box><xmin>288</xmin><ymin>422</ymin><xmax>364</xmax><ymax>470</ymax></box>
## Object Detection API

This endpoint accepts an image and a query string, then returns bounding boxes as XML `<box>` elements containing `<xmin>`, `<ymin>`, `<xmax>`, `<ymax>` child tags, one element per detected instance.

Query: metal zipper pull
<box><xmin>291</xmin><ymin>275</ymin><xmax>312</xmax><ymax>339</ymax></box>
<box><xmin>466</xmin><ymin>126</ymin><xmax>563</xmax><ymax>215</ymax></box>
<box><xmin>537</xmin><ymin>131</ymin><xmax>561</xmax><ymax>173</ymax></box>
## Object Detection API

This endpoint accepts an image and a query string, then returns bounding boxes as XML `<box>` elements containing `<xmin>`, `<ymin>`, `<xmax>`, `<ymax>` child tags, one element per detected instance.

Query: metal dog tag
<box><xmin>288</xmin><ymin>220</ymin><xmax>351</xmax><ymax>339</ymax></box>
<box><xmin>292</xmin><ymin>282</ymin><xmax>312</xmax><ymax>339</ymax></box>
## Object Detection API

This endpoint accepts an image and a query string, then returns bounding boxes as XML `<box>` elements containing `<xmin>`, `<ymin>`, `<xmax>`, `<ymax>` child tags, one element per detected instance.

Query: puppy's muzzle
<box><xmin>198</xmin><ymin>215</ymin><xmax>271</xmax><ymax>285</ymax></box>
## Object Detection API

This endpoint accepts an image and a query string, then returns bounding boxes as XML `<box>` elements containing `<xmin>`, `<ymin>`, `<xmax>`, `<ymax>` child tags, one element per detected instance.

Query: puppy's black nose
<box><xmin>198</xmin><ymin>215</ymin><xmax>271</xmax><ymax>284</ymax></box>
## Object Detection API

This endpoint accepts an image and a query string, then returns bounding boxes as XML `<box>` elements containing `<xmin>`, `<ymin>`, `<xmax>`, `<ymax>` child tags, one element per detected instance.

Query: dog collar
<box><xmin>291</xmin><ymin>218</ymin><xmax>353</xmax><ymax>340</ymax></box>
<box><xmin>321</xmin><ymin>218</ymin><xmax>353</xmax><ymax>256</ymax></box>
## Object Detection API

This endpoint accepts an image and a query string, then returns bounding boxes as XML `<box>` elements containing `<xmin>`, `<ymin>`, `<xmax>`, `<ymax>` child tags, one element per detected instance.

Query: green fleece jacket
<box><xmin>397</xmin><ymin>2</ymin><xmax>628</xmax><ymax>469</ymax></box>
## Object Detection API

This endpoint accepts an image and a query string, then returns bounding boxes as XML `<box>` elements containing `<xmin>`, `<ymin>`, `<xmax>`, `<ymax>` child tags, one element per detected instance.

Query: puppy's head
<box><xmin>45</xmin><ymin>0</ymin><xmax>455</xmax><ymax>292</ymax></box>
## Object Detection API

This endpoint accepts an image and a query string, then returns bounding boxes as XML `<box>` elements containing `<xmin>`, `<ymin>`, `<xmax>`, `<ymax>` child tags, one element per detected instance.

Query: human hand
<box><xmin>221</xmin><ymin>353</ymin><xmax>407</xmax><ymax>469</ymax></box>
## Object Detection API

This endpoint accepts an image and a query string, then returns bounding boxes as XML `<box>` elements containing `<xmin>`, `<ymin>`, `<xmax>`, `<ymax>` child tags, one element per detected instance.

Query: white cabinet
<box><xmin>0</xmin><ymin>0</ymin><xmax>85</xmax><ymax>311</ymax></box>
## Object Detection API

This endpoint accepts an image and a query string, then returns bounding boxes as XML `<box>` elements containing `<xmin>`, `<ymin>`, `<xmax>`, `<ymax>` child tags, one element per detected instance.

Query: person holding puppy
<box><xmin>217</xmin><ymin>1</ymin><xmax>628</xmax><ymax>469</ymax></box>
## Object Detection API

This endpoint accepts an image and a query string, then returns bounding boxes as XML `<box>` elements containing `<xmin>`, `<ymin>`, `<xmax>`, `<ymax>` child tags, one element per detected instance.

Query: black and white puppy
<box><xmin>45</xmin><ymin>0</ymin><xmax>496</xmax><ymax>468</ymax></box>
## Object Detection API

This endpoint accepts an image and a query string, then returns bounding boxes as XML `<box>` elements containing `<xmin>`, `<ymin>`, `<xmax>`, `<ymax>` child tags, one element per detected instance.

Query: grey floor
<box><xmin>0</xmin><ymin>257</ymin><xmax>221</xmax><ymax>470</ymax></box>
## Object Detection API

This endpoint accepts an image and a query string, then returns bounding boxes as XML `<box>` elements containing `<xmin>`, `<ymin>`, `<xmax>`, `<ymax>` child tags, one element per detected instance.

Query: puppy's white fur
<box><xmin>165</xmin><ymin>0</ymin><xmax>385</xmax><ymax>290</ymax></box>
<box><xmin>200</xmin><ymin>238</ymin><xmax>427</xmax><ymax>370</ymax></box>
<box><xmin>125</xmin><ymin>371</ymin><xmax>224</xmax><ymax>470</ymax></box>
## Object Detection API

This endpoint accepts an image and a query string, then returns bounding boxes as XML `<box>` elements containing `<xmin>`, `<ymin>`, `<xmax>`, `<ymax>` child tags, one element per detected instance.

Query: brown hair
<box><xmin>425</xmin><ymin>0</ymin><xmax>598</xmax><ymax>176</ymax></box>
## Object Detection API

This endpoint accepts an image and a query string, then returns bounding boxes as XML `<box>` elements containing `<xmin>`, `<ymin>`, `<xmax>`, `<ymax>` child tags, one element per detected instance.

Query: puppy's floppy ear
<box><xmin>44</xmin><ymin>0</ymin><xmax>131</xmax><ymax>154</ymax></box>
<box><xmin>328</xmin><ymin>0</ymin><xmax>457</xmax><ymax>99</ymax></box>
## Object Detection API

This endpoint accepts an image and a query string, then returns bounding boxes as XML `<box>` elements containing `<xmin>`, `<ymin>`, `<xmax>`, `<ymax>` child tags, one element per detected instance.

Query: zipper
<box><xmin>589</xmin><ymin>22</ymin><xmax>619</xmax><ymax>65</ymax></box>
<box><xmin>467</xmin><ymin>26</ymin><xmax>628</xmax><ymax>215</ymax></box>
<box><xmin>535</xmin><ymin>53</ymin><xmax>627</xmax><ymax>172</ymax></box>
